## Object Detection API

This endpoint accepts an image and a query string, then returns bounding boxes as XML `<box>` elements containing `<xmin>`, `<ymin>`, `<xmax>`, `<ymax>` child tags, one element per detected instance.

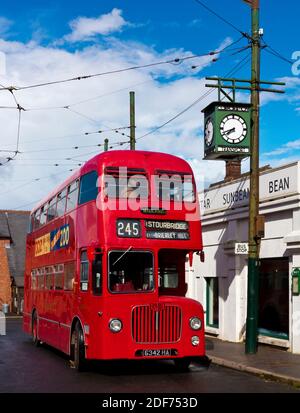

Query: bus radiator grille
<box><xmin>132</xmin><ymin>305</ymin><xmax>182</xmax><ymax>344</ymax></box>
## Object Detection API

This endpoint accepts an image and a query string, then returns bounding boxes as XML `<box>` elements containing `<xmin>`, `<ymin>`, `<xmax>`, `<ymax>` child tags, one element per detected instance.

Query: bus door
<box><xmin>78</xmin><ymin>249</ymin><xmax>103</xmax><ymax>330</ymax></box>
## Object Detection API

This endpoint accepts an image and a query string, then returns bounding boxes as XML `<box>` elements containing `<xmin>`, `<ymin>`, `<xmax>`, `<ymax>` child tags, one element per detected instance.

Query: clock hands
<box><xmin>223</xmin><ymin>127</ymin><xmax>236</xmax><ymax>136</ymax></box>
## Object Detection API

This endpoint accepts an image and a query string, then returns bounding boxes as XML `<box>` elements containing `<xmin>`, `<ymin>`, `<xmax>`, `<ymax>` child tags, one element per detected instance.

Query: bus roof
<box><xmin>32</xmin><ymin>150</ymin><xmax>194</xmax><ymax>213</ymax></box>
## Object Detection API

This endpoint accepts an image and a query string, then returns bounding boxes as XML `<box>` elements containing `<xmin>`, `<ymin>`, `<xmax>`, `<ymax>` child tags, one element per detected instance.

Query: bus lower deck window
<box><xmin>109</xmin><ymin>251</ymin><xmax>153</xmax><ymax>293</ymax></box>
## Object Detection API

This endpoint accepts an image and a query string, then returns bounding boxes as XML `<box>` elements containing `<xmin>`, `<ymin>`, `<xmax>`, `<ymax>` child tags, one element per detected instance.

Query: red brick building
<box><xmin>0</xmin><ymin>210</ymin><xmax>30</xmax><ymax>314</ymax></box>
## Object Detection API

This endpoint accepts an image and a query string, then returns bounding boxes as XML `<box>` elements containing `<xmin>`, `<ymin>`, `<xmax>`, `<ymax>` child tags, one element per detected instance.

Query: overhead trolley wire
<box><xmin>0</xmin><ymin>41</ymin><xmax>246</xmax><ymax>93</ymax></box>
<box><xmin>136</xmin><ymin>51</ymin><xmax>252</xmax><ymax>143</ymax></box>
<box><xmin>193</xmin><ymin>0</ymin><xmax>251</xmax><ymax>40</ymax></box>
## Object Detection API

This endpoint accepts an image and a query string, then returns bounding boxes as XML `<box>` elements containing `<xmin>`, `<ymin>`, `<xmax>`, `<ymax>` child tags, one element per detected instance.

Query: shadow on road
<box><xmin>33</xmin><ymin>340</ymin><xmax>209</xmax><ymax>376</ymax></box>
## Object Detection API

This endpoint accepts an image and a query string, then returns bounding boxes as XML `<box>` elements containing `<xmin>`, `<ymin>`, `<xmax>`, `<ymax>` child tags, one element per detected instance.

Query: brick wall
<box><xmin>0</xmin><ymin>239</ymin><xmax>12</xmax><ymax>309</ymax></box>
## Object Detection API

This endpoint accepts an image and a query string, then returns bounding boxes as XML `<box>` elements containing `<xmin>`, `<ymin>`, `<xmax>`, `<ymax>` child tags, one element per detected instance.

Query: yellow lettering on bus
<box><xmin>35</xmin><ymin>233</ymin><xmax>50</xmax><ymax>257</ymax></box>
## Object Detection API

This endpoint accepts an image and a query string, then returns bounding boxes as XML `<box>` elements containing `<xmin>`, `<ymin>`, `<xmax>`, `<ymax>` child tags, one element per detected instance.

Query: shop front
<box><xmin>186</xmin><ymin>161</ymin><xmax>300</xmax><ymax>354</ymax></box>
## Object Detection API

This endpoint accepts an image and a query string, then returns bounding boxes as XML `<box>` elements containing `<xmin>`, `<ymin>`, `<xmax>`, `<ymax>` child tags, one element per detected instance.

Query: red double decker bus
<box><xmin>23</xmin><ymin>150</ymin><xmax>207</xmax><ymax>371</ymax></box>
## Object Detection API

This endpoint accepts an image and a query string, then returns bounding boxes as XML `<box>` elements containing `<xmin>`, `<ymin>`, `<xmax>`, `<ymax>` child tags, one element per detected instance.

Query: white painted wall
<box><xmin>188</xmin><ymin>161</ymin><xmax>300</xmax><ymax>353</ymax></box>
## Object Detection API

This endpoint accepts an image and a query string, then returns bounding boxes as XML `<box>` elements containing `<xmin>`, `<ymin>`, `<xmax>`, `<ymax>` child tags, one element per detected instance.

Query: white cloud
<box><xmin>64</xmin><ymin>8</ymin><xmax>128</xmax><ymax>42</ymax></box>
<box><xmin>0</xmin><ymin>34</ymin><xmax>237</xmax><ymax>210</ymax></box>
<box><xmin>262</xmin><ymin>138</ymin><xmax>300</xmax><ymax>158</ymax></box>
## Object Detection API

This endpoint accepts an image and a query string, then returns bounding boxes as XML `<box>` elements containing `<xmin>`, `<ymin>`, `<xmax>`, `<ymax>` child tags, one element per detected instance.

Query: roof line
<box><xmin>4</xmin><ymin>211</ymin><xmax>12</xmax><ymax>242</ymax></box>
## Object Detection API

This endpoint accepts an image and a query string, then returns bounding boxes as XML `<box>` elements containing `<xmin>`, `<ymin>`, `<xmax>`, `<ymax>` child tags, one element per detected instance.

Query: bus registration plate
<box><xmin>142</xmin><ymin>349</ymin><xmax>172</xmax><ymax>357</ymax></box>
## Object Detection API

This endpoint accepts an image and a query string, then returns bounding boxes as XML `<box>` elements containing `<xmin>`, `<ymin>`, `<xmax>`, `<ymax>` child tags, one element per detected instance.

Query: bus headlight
<box><xmin>189</xmin><ymin>317</ymin><xmax>202</xmax><ymax>331</ymax></box>
<box><xmin>109</xmin><ymin>319</ymin><xmax>123</xmax><ymax>333</ymax></box>
<box><xmin>191</xmin><ymin>336</ymin><xmax>200</xmax><ymax>346</ymax></box>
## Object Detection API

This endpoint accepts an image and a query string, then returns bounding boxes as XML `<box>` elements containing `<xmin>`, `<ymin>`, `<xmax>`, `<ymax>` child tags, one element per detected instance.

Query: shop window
<box><xmin>206</xmin><ymin>277</ymin><xmax>219</xmax><ymax>328</ymax></box>
<box><xmin>258</xmin><ymin>258</ymin><xmax>289</xmax><ymax>339</ymax></box>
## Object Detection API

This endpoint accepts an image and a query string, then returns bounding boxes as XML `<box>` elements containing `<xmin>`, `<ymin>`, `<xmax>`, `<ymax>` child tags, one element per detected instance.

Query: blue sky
<box><xmin>0</xmin><ymin>0</ymin><xmax>299</xmax><ymax>208</ymax></box>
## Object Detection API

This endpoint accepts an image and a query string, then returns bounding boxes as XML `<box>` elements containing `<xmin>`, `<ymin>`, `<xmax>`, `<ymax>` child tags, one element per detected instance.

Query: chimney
<box><xmin>225</xmin><ymin>160</ymin><xmax>242</xmax><ymax>182</ymax></box>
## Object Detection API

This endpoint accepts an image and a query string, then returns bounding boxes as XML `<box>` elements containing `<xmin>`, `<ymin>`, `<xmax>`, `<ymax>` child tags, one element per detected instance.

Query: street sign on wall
<box><xmin>199</xmin><ymin>162</ymin><xmax>299</xmax><ymax>215</ymax></box>
<box><xmin>235</xmin><ymin>243</ymin><xmax>249</xmax><ymax>255</ymax></box>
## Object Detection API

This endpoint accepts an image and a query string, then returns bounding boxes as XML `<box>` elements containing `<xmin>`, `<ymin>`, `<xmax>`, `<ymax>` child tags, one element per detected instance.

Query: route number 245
<box><xmin>117</xmin><ymin>220</ymin><xmax>141</xmax><ymax>238</ymax></box>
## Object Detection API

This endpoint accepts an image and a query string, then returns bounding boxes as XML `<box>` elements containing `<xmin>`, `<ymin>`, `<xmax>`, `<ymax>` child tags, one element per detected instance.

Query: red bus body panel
<box><xmin>23</xmin><ymin>151</ymin><xmax>205</xmax><ymax>361</ymax></box>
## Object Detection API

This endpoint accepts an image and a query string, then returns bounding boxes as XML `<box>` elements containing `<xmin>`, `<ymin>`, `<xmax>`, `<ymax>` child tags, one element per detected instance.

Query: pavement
<box><xmin>206</xmin><ymin>336</ymin><xmax>300</xmax><ymax>387</ymax></box>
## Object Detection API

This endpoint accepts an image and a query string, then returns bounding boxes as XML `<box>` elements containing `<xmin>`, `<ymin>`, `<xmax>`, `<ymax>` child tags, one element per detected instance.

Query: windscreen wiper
<box><xmin>112</xmin><ymin>246</ymin><xmax>133</xmax><ymax>266</ymax></box>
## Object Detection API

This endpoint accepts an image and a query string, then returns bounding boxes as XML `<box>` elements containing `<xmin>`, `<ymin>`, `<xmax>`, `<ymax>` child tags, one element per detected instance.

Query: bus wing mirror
<box><xmin>197</xmin><ymin>251</ymin><xmax>205</xmax><ymax>263</ymax></box>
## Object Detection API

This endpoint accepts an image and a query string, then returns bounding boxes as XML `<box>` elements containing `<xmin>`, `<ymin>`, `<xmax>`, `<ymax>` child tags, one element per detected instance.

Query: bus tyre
<box><xmin>73</xmin><ymin>324</ymin><xmax>86</xmax><ymax>372</ymax></box>
<box><xmin>174</xmin><ymin>358</ymin><xmax>191</xmax><ymax>372</ymax></box>
<box><xmin>32</xmin><ymin>312</ymin><xmax>40</xmax><ymax>347</ymax></box>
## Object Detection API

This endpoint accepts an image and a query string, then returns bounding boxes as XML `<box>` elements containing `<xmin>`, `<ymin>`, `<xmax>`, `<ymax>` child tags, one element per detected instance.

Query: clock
<box><xmin>220</xmin><ymin>114</ymin><xmax>248</xmax><ymax>144</ymax></box>
<box><xmin>204</xmin><ymin>118</ymin><xmax>214</xmax><ymax>147</ymax></box>
<box><xmin>202</xmin><ymin>101</ymin><xmax>251</xmax><ymax>160</ymax></box>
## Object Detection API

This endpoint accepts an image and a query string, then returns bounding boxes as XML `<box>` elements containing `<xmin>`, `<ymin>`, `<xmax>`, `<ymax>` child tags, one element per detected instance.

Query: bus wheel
<box><xmin>73</xmin><ymin>324</ymin><xmax>86</xmax><ymax>372</ymax></box>
<box><xmin>32</xmin><ymin>312</ymin><xmax>40</xmax><ymax>347</ymax></box>
<box><xmin>174</xmin><ymin>358</ymin><xmax>191</xmax><ymax>372</ymax></box>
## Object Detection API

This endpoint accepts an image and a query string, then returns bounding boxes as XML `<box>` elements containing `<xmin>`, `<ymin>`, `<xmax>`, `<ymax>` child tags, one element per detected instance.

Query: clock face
<box><xmin>220</xmin><ymin>114</ymin><xmax>248</xmax><ymax>144</ymax></box>
<box><xmin>204</xmin><ymin>118</ymin><xmax>214</xmax><ymax>147</ymax></box>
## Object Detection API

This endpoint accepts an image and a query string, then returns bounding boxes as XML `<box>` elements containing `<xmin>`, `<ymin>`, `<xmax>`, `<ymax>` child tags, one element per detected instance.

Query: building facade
<box><xmin>187</xmin><ymin>161</ymin><xmax>300</xmax><ymax>354</ymax></box>
<box><xmin>0</xmin><ymin>210</ymin><xmax>30</xmax><ymax>314</ymax></box>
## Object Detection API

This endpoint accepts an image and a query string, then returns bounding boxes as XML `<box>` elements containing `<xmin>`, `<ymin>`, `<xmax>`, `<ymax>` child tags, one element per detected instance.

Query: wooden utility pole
<box><xmin>104</xmin><ymin>138</ymin><xmax>109</xmax><ymax>152</ymax></box>
<box><xmin>130</xmin><ymin>91</ymin><xmax>136</xmax><ymax>150</ymax></box>
<box><xmin>204</xmin><ymin>1</ymin><xmax>285</xmax><ymax>354</ymax></box>
<box><xmin>245</xmin><ymin>0</ymin><xmax>261</xmax><ymax>355</ymax></box>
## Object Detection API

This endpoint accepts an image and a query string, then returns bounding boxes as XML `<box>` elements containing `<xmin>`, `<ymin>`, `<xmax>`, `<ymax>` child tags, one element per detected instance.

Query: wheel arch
<box><xmin>69</xmin><ymin>316</ymin><xmax>85</xmax><ymax>356</ymax></box>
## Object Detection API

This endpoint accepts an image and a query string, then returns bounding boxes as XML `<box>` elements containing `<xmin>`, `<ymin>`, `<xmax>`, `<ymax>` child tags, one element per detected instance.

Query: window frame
<box><xmin>66</xmin><ymin>179</ymin><xmax>79</xmax><ymax>213</ymax></box>
<box><xmin>33</xmin><ymin>208</ymin><xmax>41</xmax><ymax>231</ymax></box>
<box><xmin>47</xmin><ymin>197</ymin><xmax>57</xmax><ymax>223</ymax></box>
<box><xmin>78</xmin><ymin>170</ymin><xmax>98</xmax><ymax>205</ymax></box>
<box><xmin>80</xmin><ymin>250</ymin><xmax>89</xmax><ymax>292</ymax></box>
<box><xmin>56</xmin><ymin>188</ymin><xmax>67</xmax><ymax>217</ymax></box>
<box><xmin>108</xmin><ymin>250</ymin><xmax>154</xmax><ymax>294</ymax></box>
<box><xmin>92</xmin><ymin>253</ymin><xmax>102</xmax><ymax>296</ymax></box>
<box><xmin>206</xmin><ymin>277</ymin><xmax>219</xmax><ymax>329</ymax></box>
<box><xmin>104</xmin><ymin>167</ymin><xmax>149</xmax><ymax>200</ymax></box>
<box><xmin>155</xmin><ymin>170</ymin><xmax>196</xmax><ymax>203</ymax></box>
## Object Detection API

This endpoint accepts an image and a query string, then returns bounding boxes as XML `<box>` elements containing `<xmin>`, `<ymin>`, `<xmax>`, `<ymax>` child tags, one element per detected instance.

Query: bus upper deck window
<box><xmin>66</xmin><ymin>180</ymin><xmax>79</xmax><ymax>212</ymax></box>
<box><xmin>183</xmin><ymin>180</ymin><xmax>195</xmax><ymax>202</ymax></box>
<box><xmin>79</xmin><ymin>171</ymin><xmax>98</xmax><ymax>205</ymax></box>
<box><xmin>47</xmin><ymin>198</ymin><xmax>57</xmax><ymax>222</ymax></box>
<box><xmin>104</xmin><ymin>168</ymin><xmax>148</xmax><ymax>199</ymax></box>
<box><xmin>40</xmin><ymin>205</ymin><xmax>47</xmax><ymax>226</ymax></box>
<box><xmin>156</xmin><ymin>171</ymin><xmax>195</xmax><ymax>203</ymax></box>
<box><xmin>33</xmin><ymin>210</ymin><xmax>41</xmax><ymax>230</ymax></box>
<box><xmin>56</xmin><ymin>189</ymin><xmax>67</xmax><ymax>217</ymax></box>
